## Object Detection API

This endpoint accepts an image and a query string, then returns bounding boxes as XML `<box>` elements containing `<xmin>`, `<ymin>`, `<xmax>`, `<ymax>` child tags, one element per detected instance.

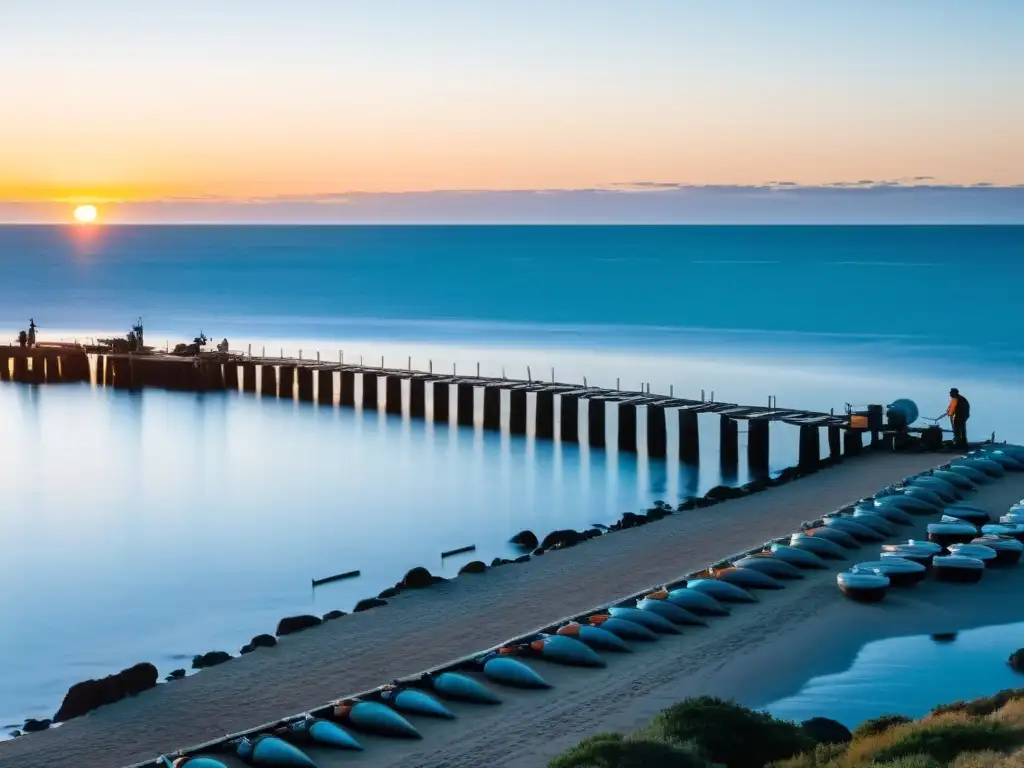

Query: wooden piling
<box><xmin>588</xmin><ymin>398</ymin><xmax>606</xmax><ymax>448</ymax></box>
<box><xmin>223</xmin><ymin>361</ymin><xmax>239</xmax><ymax>390</ymax></box>
<box><xmin>111</xmin><ymin>356</ymin><xmax>132</xmax><ymax>389</ymax></box>
<box><xmin>385</xmin><ymin>375</ymin><xmax>402</xmax><ymax>415</ymax></box>
<box><xmin>509</xmin><ymin>389</ymin><xmax>528</xmax><ymax>435</ymax></box>
<box><xmin>679</xmin><ymin>409</ymin><xmax>700</xmax><ymax>465</ymax></box>
<box><xmin>278</xmin><ymin>365</ymin><xmax>295</xmax><ymax>399</ymax></box>
<box><xmin>433</xmin><ymin>381</ymin><xmax>450</xmax><ymax>423</ymax></box>
<box><xmin>560</xmin><ymin>394</ymin><xmax>579</xmax><ymax>443</ymax></box>
<box><xmin>720</xmin><ymin>415</ymin><xmax>739</xmax><ymax>467</ymax></box>
<box><xmin>260</xmin><ymin>365</ymin><xmax>277</xmax><ymax>397</ymax></box>
<box><xmin>646</xmin><ymin>404</ymin><xmax>667</xmax><ymax>458</ymax></box>
<box><xmin>242</xmin><ymin>362</ymin><xmax>257</xmax><ymax>393</ymax></box>
<box><xmin>12</xmin><ymin>354</ymin><xmax>28</xmax><ymax>383</ymax></box>
<box><xmin>535</xmin><ymin>390</ymin><xmax>554</xmax><ymax>440</ymax></box>
<box><xmin>317</xmin><ymin>369</ymin><xmax>333</xmax><ymax>405</ymax></box>
<box><xmin>828</xmin><ymin>425</ymin><xmax>842</xmax><ymax>460</ymax></box>
<box><xmin>482</xmin><ymin>386</ymin><xmax>501</xmax><ymax>431</ymax></box>
<box><xmin>296</xmin><ymin>367</ymin><xmax>314</xmax><ymax>401</ymax></box>
<box><xmin>340</xmin><ymin>370</ymin><xmax>355</xmax><ymax>407</ymax></box>
<box><xmin>409</xmin><ymin>378</ymin><xmax>426</xmax><ymax>418</ymax></box>
<box><xmin>362</xmin><ymin>373</ymin><xmax>379</xmax><ymax>410</ymax></box>
<box><xmin>798</xmin><ymin>424</ymin><xmax>820</xmax><ymax>469</ymax></box>
<box><xmin>747</xmin><ymin>418</ymin><xmax>770</xmax><ymax>476</ymax></box>
<box><xmin>844</xmin><ymin>428</ymin><xmax>863</xmax><ymax>456</ymax></box>
<box><xmin>0</xmin><ymin>350</ymin><xmax>10</xmax><ymax>381</ymax></box>
<box><xmin>617</xmin><ymin>402</ymin><xmax>637</xmax><ymax>453</ymax></box>
<box><xmin>456</xmin><ymin>383</ymin><xmax>474</xmax><ymax>427</ymax></box>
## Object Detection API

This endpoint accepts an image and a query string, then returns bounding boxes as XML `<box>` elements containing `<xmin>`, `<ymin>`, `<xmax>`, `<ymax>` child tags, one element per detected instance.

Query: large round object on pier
<box><xmin>946</xmin><ymin>543</ymin><xmax>997</xmax><ymax>566</ymax></box>
<box><xmin>665</xmin><ymin>587</ymin><xmax>731</xmax><ymax>615</ymax></box>
<box><xmin>770</xmin><ymin>543</ymin><xmax>828</xmax><ymax>569</ymax></box>
<box><xmin>687</xmin><ymin>578</ymin><xmax>758</xmax><ymax>603</ymax></box>
<box><xmin>174</xmin><ymin>759</ymin><xmax>229</xmax><ymax>768</ymax></box>
<box><xmin>825</xmin><ymin>516</ymin><xmax>884</xmax><ymax>542</ymax></box>
<box><xmin>482</xmin><ymin>656</ymin><xmax>551</xmax><ymax>689</ymax></box>
<box><xmin>944</xmin><ymin>505</ymin><xmax>990</xmax><ymax>525</ymax></box>
<box><xmin>557</xmin><ymin>622</ymin><xmax>632</xmax><ymax>652</ymax></box>
<box><xmin>946</xmin><ymin>463</ymin><xmax>991</xmax><ymax>484</ymax></box>
<box><xmin>970</xmin><ymin>536</ymin><xmax>1023</xmax><ymax>566</ymax></box>
<box><xmin>734</xmin><ymin>555</ymin><xmax>805</xmax><ymax>580</ymax></box>
<box><xmin>431</xmin><ymin>672</ymin><xmax>501</xmax><ymax>704</ymax></box>
<box><xmin>715</xmin><ymin>566</ymin><xmax>784</xmax><ymax>590</ymax></box>
<box><xmin>900</xmin><ymin>486</ymin><xmax>946</xmax><ymax>509</ymax></box>
<box><xmin>887</xmin><ymin>399</ymin><xmax>919</xmax><ymax>427</ymax></box>
<box><xmin>637</xmin><ymin>597</ymin><xmax>707</xmax><ymax>625</ymax></box>
<box><xmin>927</xmin><ymin>521</ymin><xmax>979</xmax><ymax>547</ymax></box>
<box><xmin>981</xmin><ymin>523</ymin><xmax>1024</xmax><ymax>543</ymax></box>
<box><xmin>305</xmin><ymin>718</ymin><xmax>363</xmax><ymax>750</ymax></box>
<box><xmin>790</xmin><ymin>532</ymin><xmax>848</xmax><ymax>560</ymax></box>
<box><xmin>984</xmin><ymin>444</ymin><xmax>1024</xmax><ymax>460</ymax></box>
<box><xmin>907</xmin><ymin>477</ymin><xmax>961</xmax><ymax>502</ymax></box>
<box><xmin>590</xmin><ymin>615</ymin><xmax>659</xmax><ymax>642</ymax></box>
<box><xmin>861</xmin><ymin>502</ymin><xmax>914</xmax><ymax>526</ymax></box>
<box><xmin>343</xmin><ymin>700</ymin><xmax>422</xmax><ymax>738</ymax></box>
<box><xmin>882</xmin><ymin>539</ymin><xmax>943</xmax><ymax>555</ymax></box>
<box><xmin>382</xmin><ymin>688</ymin><xmax>456</xmax><ymax>718</ymax></box>
<box><xmin>239</xmin><ymin>735</ymin><xmax>317</xmax><ymax>767</ymax></box>
<box><xmin>530</xmin><ymin>635</ymin><xmax>606</xmax><ymax>667</ymax></box>
<box><xmin>980</xmin><ymin>450</ymin><xmax>1024</xmax><ymax>471</ymax></box>
<box><xmin>932</xmin><ymin>555</ymin><xmax>985</xmax><ymax>583</ymax></box>
<box><xmin>877</xmin><ymin>491</ymin><xmax>945</xmax><ymax>514</ymax></box>
<box><xmin>806</xmin><ymin>525</ymin><xmax>860</xmax><ymax>549</ymax></box>
<box><xmin>880</xmin><ymin>548</ymin><xmax>933</xmax><ymax>569</ymax></box>
<box><xmin>1003</xmin><ymin>512</ymin><xmax>1024</xmax><ymax>524</ymax></box>
<box><xmin>956</xmin><ymin>457</ymin><xmax>1005</xmax><ymax>478</ymax></box>
<box><xmin>850</xmin><ymin>511</ymin><xmax>897</xmax><ymax>536</ymax></box>
<box><xmin>932</xmin><ymin>469</ymin><xmax>976</xmax><ymax>490</ymax></box>
<box><xmin>852</xmin><ymin>558</ymin><xmax>927</xmax><ymax>587</ymax></box>
<box><xmin>836</xmin><ymin>571</ymin><xmax>889</xmax><ymax>603</ymax></box>
<box><xmin>609</xmin><ymin>606</ymin><xmax>681</xmax><ymax>634</ymax></box>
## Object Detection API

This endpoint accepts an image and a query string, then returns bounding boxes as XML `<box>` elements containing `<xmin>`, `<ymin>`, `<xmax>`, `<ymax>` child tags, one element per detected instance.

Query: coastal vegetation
<box><xmin>549</xmin><ymin>692</ymin><xmax>1024</xmax><ymax>768</ymax></box>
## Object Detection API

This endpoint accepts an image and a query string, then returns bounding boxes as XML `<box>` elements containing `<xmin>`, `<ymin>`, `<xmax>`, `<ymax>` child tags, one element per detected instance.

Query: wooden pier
<box><xmin>2</xmin><ymin>345</ymin><xmax>886</xmax><ymax>471</ymax></box>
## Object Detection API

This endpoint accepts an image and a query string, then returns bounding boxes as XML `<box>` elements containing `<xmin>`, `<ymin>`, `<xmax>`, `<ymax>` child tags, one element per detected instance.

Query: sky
<box><xmin>2</xmin><ymin>0</ymin><xmax>1023</xmax><ymax>223</ymax></box>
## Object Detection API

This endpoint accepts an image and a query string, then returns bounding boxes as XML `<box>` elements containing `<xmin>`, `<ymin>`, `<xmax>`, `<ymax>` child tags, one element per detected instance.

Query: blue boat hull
<box><xmin>348</xmin><ymin>700</ymin><xmax>422</xmax><ymax>738</ymax></box>
<box><xmin>243</xmin><ymin>735</ymin><xmax>317</xmax><ymax>768</ymax></box>
<box><xmin>608</xmin><ymin>606</ymin><xmax>681</xmax><ymax>634</ymax></box>
<box><xmin>432</xmin><ymin>672</ymin><xmax>501</xmax><ymax>704</ymax></box>
<box><xmin>595</xmin><ymin>616</ymin><xmax>658</xmax><ymax>641</ymax></box>
<box><xmin>483</xmin><ymin>656</ymin><xmax>551</xmax><ymax>689</ymax></box>
<box><xmin>390</xmin><ymin>689</ymin><xmax>456</xmax><ymax>719</ymax></box>
<box><xmin>637</xmin><ymin>598</ymin><xmax>708</xmax><ymax>625</ymax></box>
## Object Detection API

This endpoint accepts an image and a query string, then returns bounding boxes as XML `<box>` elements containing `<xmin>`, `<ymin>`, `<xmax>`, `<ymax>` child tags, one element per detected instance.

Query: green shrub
<box><xmin>853</xmin><ymin>716</ymin><xmax>914</xmax><ymax>741</ymax></box>
<box><xmin>867</xmin><ymin>755</ymin><xmax>942</xmax><ymax>768</ymax></box>
<box><xmin>548</xmin><ymin>732</ymin><xmax>707</xmax><ymax>768</ymax></box>
<box><xmin>871</xmin><ymin>721</ymin><xmax>1024</xmax><ymax>765</ymax></box>
<box><xmin>643</xmin><ymin>696</ymin><xmax>814</xmax><ymax>768</ymax></box>
<box><xmin>932</xmin><ymin>691</ymin><xmax>1024</xmax><ymax>719</ymax></box>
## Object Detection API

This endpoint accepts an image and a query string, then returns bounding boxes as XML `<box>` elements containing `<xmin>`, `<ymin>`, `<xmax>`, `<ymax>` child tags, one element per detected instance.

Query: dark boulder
<box><xmin>378</xmin><ymin>586</ymin><xmax>402</xmax><ymax>599</ymax></box>
<box><xmin>239</xmin><ymin>644</ymin><xmax>254</xmax><ymax>655</ymax></box>
<box><xmin>322</xmin><ymin>610</ymin><xmax>347</xmax><ymax>622</ymax></box>
<box><xmin>541</xmin><ymin>529</ymin><xmax>585</xmax><ymax>550</ymax></box>
<box><xmin>511</xmin><ymin>529</ymin><xmax>539</xmax><ymax>549</ymax></box>
<box><xmin>774</xmin><ymin>466</ymin><xmax>802</xmax><ymax>485</ymax></box>
<box><xmin>645</xmin><ymin>506</ymin><xmax>670</xmax><ymax>521</ymax></box>
<box><xmin>533</xmin><ymin>548</ymin><xmax>545</xmax><ymax>556</ymax></box>
<box><xmin>677</xmin><ymin>497</ymin><xmax>699</xmax><ymax>511</ymax></box>
<box><xmin>22</xmin><ymin>719</ymin><xmax>51</xmax><ymax>733</ymax></box>
<box><xmin>491</xmin><ymin>557</ymin><xmax>507</xmax><ymax>567</ymax></box>
<box><xmin>400</xmin><ymin>566</ymin><xmax>435</xmax><ymax>589</ymax></box>
<box><xmin>54</xmin><ymin>662</ymin><xmax>159</xmax><ymax>722</ymax></box>
<box><xmin>514</xmin><ymin>554</ymin><xmax>531</xmax><ymax>564</ymax></box>
<box><xmin>430</xmin><ymin>575</ymin><xmax>447</xmax><ymax>585</ymax></box>
<box><xmin>251</xmin><ymin>634</ymin><xmax>276</xmax><ymax>649</ymax></box>
<box><xmin>742</xmin><ymin>479</ymin><xmax>769</xmax><ymax>494</ymax></box>
<box><xmin>615</xmin><ymin>512</ymin><xmax>647</xmax><ymax>530</ymax></box>
<box><xmin>705</xmin><ymin>485</ymin><xmax>746</xmax><ymax>502</ymax></box>
<box><xmin>276</xmin><ymin>614</ymin><xmax>322</xmax><ymax>637</ymax></box>
<box><xmin>459</xmin><ymin>560</ymin><xmax>487</xmax><ymax>575</ymax></box>
<box><xmin>801</xmin><ymin>717</ymin><xmax>852</xmax><ymax>744</ymax></box>
<box><xmin>1009</xmin><ymin>648</ymin><xmax>1024</xmax><ymax>673</ymax></box>
<box><xmin>192</xmin><ymin>651</ymin><xmax>232</xmax><ymax>670</ymax></box>
<box><xmin>354</xmin><ymin>597</ymin><xmax>387</xmax><ymax>612</ymax></box>
<box><xmin>165</xmin><ymin>669</ymin><xmax>186</xmax><ymax>682</ymax></box>
<box><xmin>584</xmin><ymin>528</ymin><xmax>602</xmax><ymax>539</ymax></box>
<box><xmin>932</xmin><ymin>632</ymin><xmax>957</xmax><ymax>643</ymax></box>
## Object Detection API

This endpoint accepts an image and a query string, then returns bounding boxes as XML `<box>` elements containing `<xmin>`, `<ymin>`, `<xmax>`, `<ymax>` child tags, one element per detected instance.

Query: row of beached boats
<box><xmin>157</xmin><ymin>444</ymin><xmax>1024</xmax><ymax>768</ymax></box>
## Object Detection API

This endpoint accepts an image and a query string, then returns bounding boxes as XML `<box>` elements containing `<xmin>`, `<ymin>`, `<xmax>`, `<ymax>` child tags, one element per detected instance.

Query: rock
<box><xmin>584</xmin><ymin>528</ymin><xmax>602</xmax><ymax>539</ymax></box>
<box><xmin>801</xmin><ymin>717</ymin><xmax>852</xmax><ymax>744</ymax></box>
<box><xmin>1009</xmin><ymin>648</ymin><xmax>1024</xmax><ymax>673</ymax></box>
<box><xmin>742</xmin><ymin>479</ymin><xmax>769</xmax><ymax>494</ymax></box>
<box><xmin>705</xmin><ymin>485</ymin><xmax>746</xmax><ymax>502</ymax></box>
<box><xmin>9</xmin><ymin>730</ymin><xmax>20</xmax><ymax>738</ymax></box>
<box><xmin>533</xmin><ymin>548</ymin><xmax>545</xmax><ymax>556</ymax></box>
<box><xmin>459</xmin><ymin>560</ymin><xmax>487</xmax><ymax>575</ymax></box>
<box><xmin>239</xmin><ymin>644</ymin><xmax>254</xmax><ymax>655</ymax></box>
<box><xmin>400</xmin><ymin>566</ymin><xmax>435</xmax><ymax>589</ymax></box>
<box><xmin>677</xmin><ymin>498</ymin><xmax>699</xmax><ymax>511</ymax></box>
<box><xmin>932</xmin><ymin>632</ymin><xmax>957</xmax><ymax>643</ymax></box>
<box><xmin>430</xmin><ymin>575</ymin><xmax>447</xmax><ymax>585</ymax></box>
<box><xmin>378</xmin><ymin>586</ymin><xmax>402</xmax><ymax>599</ymax></box>
<box><xmin>510</xmin><ymin>530</ymin><xmax>539</xmax><ymax>549</ymax></box>
<box><xmin>276</xmin><ymin>614</ymin><xmax>322</xmax><ymax>637</ymax></box>
<box><xmin>615</xmin><ymin>512</ymin><xmax>647</xmax><ymax>530</ymax></box>
<box><xmin>514</xmin><ymin>554</ymin><xmax>531</xmax><ymax>564</ymax></box>
<box><xmin>354</xmin><ymin>597</ymin><xmax>387</xmax><ymax>612</ymax></box>
<box><xmin>322</xmin><ymin>610</ymin><xmax>347</xmax><ymax>622</ymax></box>
<box><xmin>774</xmin><ymin>466</ymin><xmax>802</xmax><ymax>485</ymax></box>
<box><xmin>645</xmin><ymin>506</ymin><xmax>670</xmax><ymax>521</ymax></box>
<box><xmin>491</xmin><ymin>557</ymin><xmax>506</xmax><ymax>567</ymax></box>
<box><xmin>192</xmin><ymin>651</ymin><xmax>232</xmax><ymax>670</ymax></box>
<box><xmin>22</xmin><ymin>719</ymin><xmax>51</xmax><ymax>733</ymax></box>
<box><xmin>250</xmin><ymin>634</ymin><xmax>277</xmax><ymax>649</ymax></box>
<box><xmin>165</xmin><ymin>669</ymin><xmax>186</xmax><ymax>682</ymax></box>
<box><xmin>541</xmin><ymin>529</ymin><xmax>585</xmax><ymax>550</ymax></box>
<box><xmin>54</xmin><ymin>662</ymin><xmax>159</xmax><ymax>722</ymax></box>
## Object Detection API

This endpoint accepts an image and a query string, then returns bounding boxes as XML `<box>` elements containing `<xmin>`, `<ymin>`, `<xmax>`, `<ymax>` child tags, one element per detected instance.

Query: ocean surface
<box><xmin>1</xmin><ymin>225</ymin><xmax>1022</xmax><ymax>729</ymax></box>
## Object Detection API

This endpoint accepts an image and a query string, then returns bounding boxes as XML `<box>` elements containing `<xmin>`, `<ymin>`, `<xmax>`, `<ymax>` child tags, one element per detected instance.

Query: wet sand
<box><xmin>0</xmin><ymin>450</ymin><xmax>1010</xmax><ymax>768</ymax></box>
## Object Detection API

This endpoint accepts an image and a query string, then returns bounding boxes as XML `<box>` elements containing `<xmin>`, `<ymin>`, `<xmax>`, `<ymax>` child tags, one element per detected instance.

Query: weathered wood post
<box><xmin>646</xmin><ymin>404</ymin><xmax>667</xmax><ymax>458</ymax></box>
<box><xmin>509</xmin><ymin>389</ymin><xmax>528</xmax><ymax>435</ymax></box>
<box><xmin>535</xmin><ymin>390</ymin><xmax>555</xmax><ymax>440</ymax></box>
<box><xmin>456</xmin><ymin>383</ymin><xmax>474</xmax><ymax>427</ymax></box>
<box><xmin>679</xmin><ymin>409</ymin><xmax>700</xmax><ymax>465</ymax></box>
<box><xmin>385</xmin><ymin>375</ymin><xmax>402</xmax><ymax>415</ymax></box>
<box><xmin>296</xmin><ymin>366</ymin><xmax>314</xmax><ymax>401</ymax></box>
<box><xmin>588</xmin><ymin>398</ymin><xmax>606</xmax><ymax>448</ymax></box>
<box><xmin>242</xmin><ymin>362</ymin><xmax>257</xmax><ymax>393</ymax></box>
<box><xmin>482</xmin><ymin>386</ymin><xmax>501</xmax><ymax>431</ymax></box>
<box><xmin>844</xmin><ymin>428</ymin><xmax>863</xmax><ymax>456</ymax></box>
<box><xmin>828</xmin><ymin>425</ymin><xmax>842</xmax><ymax>461</ymax></box>
<box><xmin>433</xmin><ymin>381</ymin><xmax>450</xmax><ymax>423</ymax></box>
<box><xmin>618</xmin><ymin>402</ymin><xmax>637</xmax><ymax>453</ymax></box>
<box><xmin>278</xmin><ymin>365</ymin><xmax>295</xmax><ymax>400</ymax></box>
<box><xmin>747</xmin><ymin>418</ymin><xmax>770</xmax><ymax>476</ymax></box>
<box><xmin>362</xmin><ymin>373</ymin><xmax>379</xmax><ymax>410</ymax></box>
<box><xmin>260</xmin><ymin>365</ymin><xmax>277</xmax><ymax>397</ymax></box>
<box><xmin>409</xmin><ymin>377</ymin><xmax>426</xmax><ymax>418</ymax></box>
<box><xmin>719</xmin><ymin>415</ymin><xmax>739</xmax><ymax>468</ymax></box>
<box><xmin>317</xmin><ymin>369</ymin><xmax>333</xmax><ymax>405</ymax></box>
<box><xmin>224</xmin><ymin>361</ymin><xmax>240</xmax><ymax>390</ymax></box>
<box><xmin>340</xmin><ymin>370</ymin><xmax>355</xmax><ymax>407</ymax></box>
<box><xmin>798</xmin><ymin>424</ymin><xmax>821</xmax><ymax>469</ymax></box>
<box><xmin>560</xmin><ymin>394</ymin><xmax>579</xmax><ymax>443</ymax></box>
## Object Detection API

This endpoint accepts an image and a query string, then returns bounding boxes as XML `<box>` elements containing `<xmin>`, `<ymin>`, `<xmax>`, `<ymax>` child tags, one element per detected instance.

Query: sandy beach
<box><xmin>2</xmin><ymin>449</ymin><xmax>1020</xmax><ymax>768</ymax></box>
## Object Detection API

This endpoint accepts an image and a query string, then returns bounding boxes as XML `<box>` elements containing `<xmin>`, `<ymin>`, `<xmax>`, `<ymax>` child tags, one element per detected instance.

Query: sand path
<box><xmin>0</xmin><ymin>451</ymin><xmax>984</xmax><ymax>768</ymax></box>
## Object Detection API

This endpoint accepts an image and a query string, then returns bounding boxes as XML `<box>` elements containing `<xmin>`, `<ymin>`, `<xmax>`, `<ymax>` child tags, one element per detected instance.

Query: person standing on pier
<box><xmin>946</xmin><ymin>387</ymin><xmax>970</xmax><ymax>449</ymax></box>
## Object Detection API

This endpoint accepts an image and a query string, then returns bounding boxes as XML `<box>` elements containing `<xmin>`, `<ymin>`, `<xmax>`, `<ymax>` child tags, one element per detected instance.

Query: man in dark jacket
<box><xmin>946</xmin><ymin>387</ymin><xmax>970</xmax><ymax>449</ymax></box>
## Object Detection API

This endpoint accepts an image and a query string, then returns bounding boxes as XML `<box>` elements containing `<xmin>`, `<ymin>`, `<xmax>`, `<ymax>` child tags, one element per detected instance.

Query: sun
<box><xmin>73</xmin><ymin>205</ymin><xmax>98</xmax><ymax>223</ymax></box>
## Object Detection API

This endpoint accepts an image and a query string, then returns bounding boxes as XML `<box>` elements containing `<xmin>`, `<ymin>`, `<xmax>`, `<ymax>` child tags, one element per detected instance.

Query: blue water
<box><xmin>767</xmin><ymin>621</ymin><xmax>1024</xmax><ymax>728</ymax></box>
<box><xmin>1</xmin><ymin>225</ymin><xmax>1022</xmax><ymax>729</ymax></box>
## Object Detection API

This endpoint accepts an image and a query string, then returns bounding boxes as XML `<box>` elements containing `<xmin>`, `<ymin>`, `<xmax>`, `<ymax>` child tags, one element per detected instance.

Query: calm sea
<box><xmin>1</xmin><ymin>225</ymin><xmax>1022</xmax><ymax>728</ymax></box>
